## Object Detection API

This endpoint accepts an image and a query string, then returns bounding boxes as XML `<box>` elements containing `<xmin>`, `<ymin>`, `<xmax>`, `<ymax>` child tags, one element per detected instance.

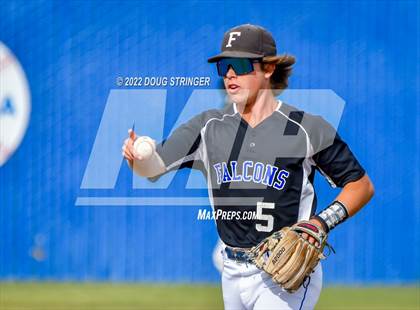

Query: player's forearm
<box><xmin>128</xmin><ymin>150</ymin><xmax>167</xmax><ymax>178</ymax></box>
<box><xmin>334</xmin><ymin>174</ymin><xmax>375</xmax><ymax>217</ymax></box>
<box><xmin>311</xmin><ymin>174</ymin><xmax>374</xmax><ymax>232</ymax></box>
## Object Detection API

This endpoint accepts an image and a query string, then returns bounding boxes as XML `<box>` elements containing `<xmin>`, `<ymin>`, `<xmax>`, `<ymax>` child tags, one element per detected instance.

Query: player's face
<box><xmin>222</xmin><ymin>61</ymin><xmax>271</xmax><ymax>105</ymax></box>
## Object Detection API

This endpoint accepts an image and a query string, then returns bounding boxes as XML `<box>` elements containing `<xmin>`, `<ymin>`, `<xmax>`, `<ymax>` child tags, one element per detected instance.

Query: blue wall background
<box><xmin>0</xmin><ymin>0</ymin><xmax>418</xmax><ymax>284</ymax></box>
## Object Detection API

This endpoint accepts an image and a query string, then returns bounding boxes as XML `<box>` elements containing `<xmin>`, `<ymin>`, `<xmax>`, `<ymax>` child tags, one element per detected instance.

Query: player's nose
<box><xmin>225</xmin><ymin>66</ymin><xmax>237</xmax><ymax>79</ymax></box>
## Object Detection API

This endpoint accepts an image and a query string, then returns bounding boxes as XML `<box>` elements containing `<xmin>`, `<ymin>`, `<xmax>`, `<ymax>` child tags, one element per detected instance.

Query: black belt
<box><xmin>225</xmin><ymin>247</ymin><xmax>254</xmax><ymax>263</ymax></box>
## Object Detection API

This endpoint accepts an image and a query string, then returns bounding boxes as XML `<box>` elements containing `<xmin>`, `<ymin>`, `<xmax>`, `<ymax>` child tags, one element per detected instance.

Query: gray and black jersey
<box><xmin>152</xmin><ymin>101</ymin><xmax>365</xmax><ymax>248</ymax></box>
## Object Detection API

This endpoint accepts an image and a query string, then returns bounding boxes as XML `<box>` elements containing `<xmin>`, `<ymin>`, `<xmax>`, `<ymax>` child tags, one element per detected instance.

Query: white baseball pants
<box><xmin>221</xmin><ymin>250</ymin><xmax>323</xmax><ymax>310</ymax></box>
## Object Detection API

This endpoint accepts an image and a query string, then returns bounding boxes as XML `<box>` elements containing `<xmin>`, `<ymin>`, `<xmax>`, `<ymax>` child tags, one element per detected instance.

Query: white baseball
<box><xmin>134</xmin><ymin>139</ymin><xmax>154</xmax><ymax>159</ymax></box>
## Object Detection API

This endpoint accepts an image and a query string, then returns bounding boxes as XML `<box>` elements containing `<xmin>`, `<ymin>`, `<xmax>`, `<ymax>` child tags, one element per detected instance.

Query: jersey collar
<box><xmin>233</xmin><ymin>100</ymin><xmax>282</xmax><ymax>114</ymax></box>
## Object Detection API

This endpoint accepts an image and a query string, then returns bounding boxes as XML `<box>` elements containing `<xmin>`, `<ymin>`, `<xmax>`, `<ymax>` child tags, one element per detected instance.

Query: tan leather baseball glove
<box><xmin>250</xmin><ymin>221</ymin><xmax>328</xmax><ymax>293</ymax></box>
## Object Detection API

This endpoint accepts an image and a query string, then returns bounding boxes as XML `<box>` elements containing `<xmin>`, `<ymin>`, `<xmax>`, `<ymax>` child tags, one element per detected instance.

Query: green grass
<box><xmin>317</xmin><ymin>287</ymin><xmax>419</xmax><ymax>310</ymax></box>
<box><xmin>0</xmin><ymin>283</ymin><xmax>418</xmax><ymax>310</ymax></box>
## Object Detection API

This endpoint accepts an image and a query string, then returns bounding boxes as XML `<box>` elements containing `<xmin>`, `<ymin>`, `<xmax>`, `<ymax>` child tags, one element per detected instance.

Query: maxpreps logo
<box><xmin>0</xmin><ymin>42</ymin><xmax>31</xmax><ymax>166</ymax></box>
<box><xmin>76</xmin><ymin>89</ymin><xmax>344</xmax><ymax>206</ymax></box>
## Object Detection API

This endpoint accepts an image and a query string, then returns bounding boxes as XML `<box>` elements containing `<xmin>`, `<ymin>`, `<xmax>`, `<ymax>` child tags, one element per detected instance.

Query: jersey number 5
<box><xmin>255</xmin><ymin>202</ymin><xmax>275</xmax><ymax>232</ymax></box>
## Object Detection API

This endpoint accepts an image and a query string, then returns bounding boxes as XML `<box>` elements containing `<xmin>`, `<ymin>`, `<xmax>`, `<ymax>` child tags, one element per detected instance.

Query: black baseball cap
<box><xmin>207</xmin><ymin>24</ymin><xmax>277</xmax><ymax>63</ymax></box>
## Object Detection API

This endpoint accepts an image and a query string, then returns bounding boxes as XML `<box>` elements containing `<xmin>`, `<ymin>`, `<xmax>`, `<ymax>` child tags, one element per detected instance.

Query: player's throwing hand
<box><xmin>122</xmin><ymin>127</ymin><xmax>143</xmax><ymax>165</ymax></box>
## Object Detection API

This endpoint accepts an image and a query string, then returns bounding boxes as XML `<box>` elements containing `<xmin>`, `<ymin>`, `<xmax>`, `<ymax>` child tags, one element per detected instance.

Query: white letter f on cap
<box><xmin>226</xmin><ymin>32</ymin><xmax>241</xmax><ymax>47</ymax></box>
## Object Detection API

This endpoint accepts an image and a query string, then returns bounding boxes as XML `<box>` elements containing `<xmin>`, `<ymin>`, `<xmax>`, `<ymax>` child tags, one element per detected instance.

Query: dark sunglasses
<box><xmin>216</xmin><ymin>58</ymin><xmax>261</xmax><ymax>77</ymax></box>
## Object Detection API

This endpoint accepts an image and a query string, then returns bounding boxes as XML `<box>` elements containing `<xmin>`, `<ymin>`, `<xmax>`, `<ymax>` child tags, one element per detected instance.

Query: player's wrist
<box><xmin>311</xmin><ymin>200</ymin><xmax>349</xmax><ymax>233</ymax></box>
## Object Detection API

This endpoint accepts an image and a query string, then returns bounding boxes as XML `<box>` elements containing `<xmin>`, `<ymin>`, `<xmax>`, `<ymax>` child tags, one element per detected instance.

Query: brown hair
<box><xmin>261</xmin><ymin>55</ymin><xmax>296</xmax><ymax>95</ymax></box>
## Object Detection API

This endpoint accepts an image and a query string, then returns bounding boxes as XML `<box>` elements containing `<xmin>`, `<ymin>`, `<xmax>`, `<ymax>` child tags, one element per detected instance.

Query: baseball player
<box><xmin>122</xmin><ymin>24</ymin><xmax>374</xmax><ymax>310</ymax></box>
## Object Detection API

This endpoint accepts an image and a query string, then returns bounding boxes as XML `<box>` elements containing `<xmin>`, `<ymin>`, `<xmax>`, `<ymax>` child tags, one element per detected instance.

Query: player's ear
<box><xmin>263</xmin><ymin>63</ymin><xmax>276</xmax><ymax>79</ymax></box>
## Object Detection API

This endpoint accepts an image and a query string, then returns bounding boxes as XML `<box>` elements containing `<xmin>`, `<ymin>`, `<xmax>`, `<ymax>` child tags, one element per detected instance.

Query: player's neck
<box><xmin>236</xmin><ymin>91</ymin><xmax>278</xmax><ymax>128</ymax></box>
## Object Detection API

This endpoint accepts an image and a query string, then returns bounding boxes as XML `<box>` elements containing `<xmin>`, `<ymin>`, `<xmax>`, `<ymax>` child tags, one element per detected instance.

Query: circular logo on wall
<box><xmin>0</xmin><ymin>42</ymin><xmax>31</xmax><ymax>166</ymax></box>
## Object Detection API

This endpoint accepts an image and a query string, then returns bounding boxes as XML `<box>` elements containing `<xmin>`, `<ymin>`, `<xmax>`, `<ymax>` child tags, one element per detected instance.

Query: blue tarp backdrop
<box><xmin>0</xmin><ymin>1</ymin><xmax>418</xmax><ymax>284</ymax></box>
